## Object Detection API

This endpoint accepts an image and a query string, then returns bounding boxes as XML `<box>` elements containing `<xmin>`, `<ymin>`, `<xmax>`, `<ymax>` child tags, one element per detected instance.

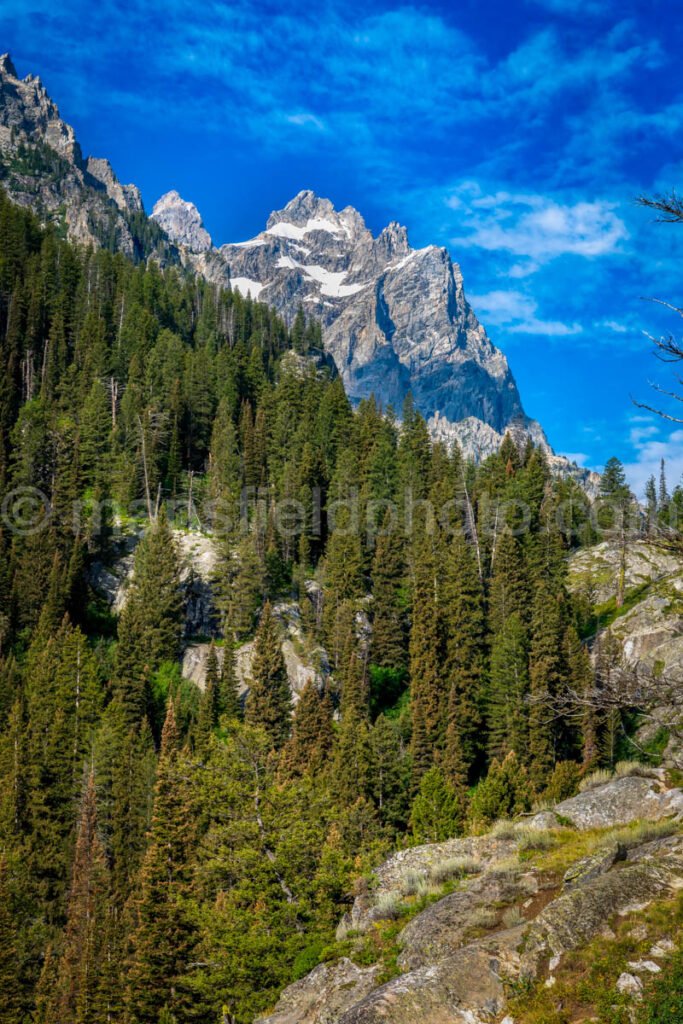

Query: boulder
<box><xmin>521</xmin><ymin>859</ymin><xmax>683</xmax><ymax>976</ymax></box>
<box><xmin>538</xmin><ymin>775</ymin><xmax>683</xmax><ymax>831</ymax></box>
<box><xmin>397</xmin><ymin>868</ymin><xmax>538</xmax><ymax>971</ymax></box>
<box><xmin>343</xmin><ymin>834</ymin><xmax>517</xmax><ymax>933</ymax></box>
<box><xmin>568</xmin><ymin>540</ymin><xmax>681</xmax><ymax>606</ymax></box>
<box><xmin>337</xmin><ymin>932</ymin><xmax>524</xmax><ymax>1024</ymax></box>
<box><xmin>255</xmin><ymin>959</ymin><xmax>383</xmax><ymax>1024</ymax></box>
<box><xmin>562</xmin><ymin>842</ymin><xmax>625</xmax><ymax>891</ymax></box>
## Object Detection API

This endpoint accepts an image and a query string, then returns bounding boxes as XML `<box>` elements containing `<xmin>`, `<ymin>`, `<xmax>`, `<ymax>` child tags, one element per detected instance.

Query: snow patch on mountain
<box><xmin>230</xmin><ymin>276</ymin><xmax>265</xmax><ymax>299</ymax></box>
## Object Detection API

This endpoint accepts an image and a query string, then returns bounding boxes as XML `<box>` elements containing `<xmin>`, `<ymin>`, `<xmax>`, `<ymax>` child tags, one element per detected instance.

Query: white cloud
<box><xmin>449</xmin><ymin>185</ymin><xmax>628</xmax><ymax>262</ymax></box>
<box><xmin>469</xmin><ymin>289</ymin><xmax>582</xmax><ymax>336</ymax></box>
<box><xmin>624</xmin><ymin>428</ymin><xmax>683</xmax><ymax>497</ymax></box>
<box><xmin>559</xmin><ymin>451</ymin><xmax>591</xmax><ymax>467</ymax></box>
<box><xmin>285</xmin><ymin>112</ymin><xmax>326</xmax><ymax>131</ymax></box>
<box><xmin>629</xmin><ymin>423</ymin><xmax>659</xmax><ymax>446</ymax></box>
<box><xmin>597</xmin><ymin>319</ymin><xmax>629</xmax><ymax>333</ymax></box>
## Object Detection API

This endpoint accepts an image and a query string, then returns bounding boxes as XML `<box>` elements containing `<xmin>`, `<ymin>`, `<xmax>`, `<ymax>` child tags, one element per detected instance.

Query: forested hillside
<box><xmin>0</xmin><ymin>187</ymin><xmax>671</xmax><ymax>1023</ymax></box>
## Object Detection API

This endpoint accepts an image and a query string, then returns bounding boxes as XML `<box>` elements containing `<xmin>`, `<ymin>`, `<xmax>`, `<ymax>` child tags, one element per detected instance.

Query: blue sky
<box><xmin>2</xmin><ymin>0</ymin><xmax>683</xmax><ymax>493</ymax></box>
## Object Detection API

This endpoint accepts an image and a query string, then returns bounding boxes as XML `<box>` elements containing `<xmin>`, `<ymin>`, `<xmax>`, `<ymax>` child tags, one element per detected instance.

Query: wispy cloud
<box><xmin>449</xmin><ymin>184</ymin><xmax>628</xmax><ymax>262</ymax></box>
<box><xmin>469</xmin><ymin>289</ymin><xmax>582</xmax><ymax>336</ymax></box>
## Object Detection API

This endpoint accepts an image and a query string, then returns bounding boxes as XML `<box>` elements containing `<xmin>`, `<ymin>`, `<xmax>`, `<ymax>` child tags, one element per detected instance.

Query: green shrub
<box><xmin>542</xmin><ymin>760</ymin><xmax>582</xmax><ymax>803</ymax></box>
<box><xmin>469</xmin><ymin>752</ymin><xmax>532</xmax><ymax>828</ymax></box>
<box><xmin>291</xmin><ymin>940</ymin><xmax>325</xmax><ymax>980</ymax></box>
<box><xmin>410</xmin><ymin>766</ymin><xmax>464</xmax><ymax>842</ymax></box>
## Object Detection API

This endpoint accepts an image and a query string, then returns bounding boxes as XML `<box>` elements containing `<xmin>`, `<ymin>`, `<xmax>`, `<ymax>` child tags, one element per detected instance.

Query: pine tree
<box><xmin>441</xmin><ymin>531</ymin><xmax>485</xmax><ymax>777</ymax></box>
<box><xmin>487</xmin><ymin>613</ymin><xmax>529</xmax><ymax>762</ymax></box>
<box><xmin>528</xmin><ymin>585</ymin><xmax>565</xmax><ymax>788</ymax></box>
<box><xmin>370</xmin><ymin>511</ymin><xmax>406</xmax><ymax>671</ymax></box>
<box><xmin>0</xmin><ymin>856</ymin><xmax>23</xmax><ymax>1024</ymax></box>
<box><xmin>564</xmin><ymin>625</ymin><xmax>595</xmax><ymax>766</ymax></box>
<box><xmin>195</xmin><ymin>643</ymin><xmax>220</xmax><ymax>750</ymax></box>
<box><xmin>410</xmin><ymin>766</ymin><xmax>463</xmax><ymax>842</ymax></box>
<box><xmin>658</xmin><ymin>458</ymin><xmax>669</xmax><ymax>511</ymax></box>
<box><xmin>215</xmin><ymin>533</ymin><xmax>264</xmax><ymax>641</ymax></box>
<box><xmin>371</xmin><ymin>715</ymin><xmax>409</xmax><ymax>832</ymax></box>
<box><xmin>280</xmin><ymin>682</ymin><xmax>334</xmax><ymax>779</ymax></box>
<box><xmin>245</xmin><ymin>603</ymin><xmax>291</xmax><ymax>747</ymax></box>
<box><xmin>409</xmin><ymin>537</ymin><xmax>443</xmax><ymax>784</ymax></box>
<box><xmin>488</xmin><ymin>532</ymin><xmax>529</xmax><ymax>632</ymax></box>
<box><xmin>114</xmin><ymin>512</ymin><xmax>182</xmax><ymax>727</ymax></box>
<box><xmin>107</xmin><ymin>714</ymin><xmax>156</xmax><ymax>905</ymax></box>
<box><xmin>469</xmin><ymin>752</ymin><xmax>531</xmax><ymax>828</ymax></box>
<box><xmin>47</xmin><ymin>773</ymin><xmax>111</xmax><ymax>1024</ymax></box>
<box><xmin>332</xmin><ymin>624</ymin><xmax>374</xmax><ymax>808</ymax></box>
<box><xmin>218</xmin><ymin>641</ymin><xmax>242</xmax><ymax>721</ymax></box>
<box><xmin>126</xmin><ymin>702</ymin><xmax>197</xmax><ymax>1021</ymax></box>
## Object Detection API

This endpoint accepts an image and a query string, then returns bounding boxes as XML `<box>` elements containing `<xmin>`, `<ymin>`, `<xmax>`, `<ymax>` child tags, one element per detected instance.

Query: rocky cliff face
<box><xmin>0</xmin><ymin>54</ymin><xmax>172</xmax><ymax>261</ymax></box>
<box><xmin>162</xmin><ymin>188</ymin><xmax>550</xmax><ymax>461</ymax></box>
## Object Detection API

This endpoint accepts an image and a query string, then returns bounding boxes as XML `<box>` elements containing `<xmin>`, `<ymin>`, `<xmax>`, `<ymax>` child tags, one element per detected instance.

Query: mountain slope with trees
<box><xmin>1</xmin><ymin>182</ymin><xmax>681</xmax><ymax>1022</ymax></box>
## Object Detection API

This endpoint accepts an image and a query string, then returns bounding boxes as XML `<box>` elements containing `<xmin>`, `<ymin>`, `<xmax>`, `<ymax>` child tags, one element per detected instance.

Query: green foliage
<box><xmin>0</xmin><ymin>188</ymin><xmax>619</xmax><ymax>1022</ymax></box>
<box><xmin>542</xmin><ymin>760</ymin><xmax>582</xmax><ymax>803</ymax></box>
<box><xmin>637</xmin><ymin>950</ymin><xmax>683</xmax><ymax>1022</ymax></box>
<box><xmin>410</xmin><ymin>766</ymin><xmax>464</xmax><ymax>842</ymax></box>
<box><xmin>469</xmin><ymin>752</ymin><xmax>532</xmax><ymax>828</ymax></box>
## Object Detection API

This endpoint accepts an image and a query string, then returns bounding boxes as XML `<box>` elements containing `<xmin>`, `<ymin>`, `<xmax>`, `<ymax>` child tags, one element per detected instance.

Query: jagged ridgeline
<box><xmin>0</xmin><ymin>52</ymin><xmax>595</xmax><ymax>474</ymax></box>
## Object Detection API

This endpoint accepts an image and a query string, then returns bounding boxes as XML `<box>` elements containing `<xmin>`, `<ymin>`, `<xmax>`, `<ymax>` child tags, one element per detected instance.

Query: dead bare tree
<box><xmin>528</xmin><ymin>645</ymin><xmax>683</xmax><ymax>770</ymax></box>
<box><xmin>633</xmin><ymin>192</ymin><xmax>683</xmax><ymax>423</ymax></box>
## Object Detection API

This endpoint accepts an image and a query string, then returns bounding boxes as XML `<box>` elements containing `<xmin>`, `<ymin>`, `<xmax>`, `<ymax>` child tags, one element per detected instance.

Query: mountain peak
<box><xmin>265</xmin><ymin>190</ymin><xmax>368</xmax><ymax>242</ymax></box>
<box><xmin>151</xmin><ymin>190</ymin><xmax>212</xmax><ymax>252</ymax></box>
<box><xmin>0</xmin><ymin>53</ymin><xmax>17</xmax><ymax>78</ymax></box>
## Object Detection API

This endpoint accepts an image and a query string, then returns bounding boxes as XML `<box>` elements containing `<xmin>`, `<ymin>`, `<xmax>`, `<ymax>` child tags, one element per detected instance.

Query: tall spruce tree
<box><xmin>114</xmin><ymin>513</ymin><xmax>182</xmax><ymax>727</ymax></box>
<box><xmin>409</xmin><ymin>537</ymin><xmax>443</xmax><ymax>784</ymax></box>
<box><xmin>126</xmin><ymin>702</ymin><xmax>197</xmax><ymax>1022</ymax></box>
<box><xmin>369</xmin><ymin>510</ymin><xmax>407</xmax><ymax>671</ymax></box>
<box><xmin>441</xmin><ymin>531</ymin><xmax>485</xmax><ymax>779</ymax></box>
<box><xmin>45</xmin><ymin>773</ymin><xmax>111</xmax><ymax>1024</ymax></box>
<box><xmin>245</xmin><ymin>602</ymin><xmax>291</xmax><ymax>747</ymax></box>
<box><xmin>528</xmin><ymin>585</ymin><xmax>565</xmax><ymax>788</ymax></box>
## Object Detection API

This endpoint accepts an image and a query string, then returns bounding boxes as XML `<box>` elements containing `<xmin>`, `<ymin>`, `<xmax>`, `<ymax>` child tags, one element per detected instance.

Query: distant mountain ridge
<box><xmin>157</xmin><ymin>187</ymin><xmax>549</xmax><ymax>461</ymax></box>
<box><xmin>0</xmin><ymin>52</ymin><xmax>591</xmax><ymax>476</ymax></box>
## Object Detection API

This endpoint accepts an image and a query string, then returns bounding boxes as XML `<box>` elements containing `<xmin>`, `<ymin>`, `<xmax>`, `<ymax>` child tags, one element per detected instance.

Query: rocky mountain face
<box><xmin>0</xmin><ymin>51</ymin><xmax>589</xmax><ymax>469</ymax></box>
<box><xmin>151</xmin><ymin>189</ymin><xmax>212</xmax><ymax>252</ymax></box>
<box><xmin>155</xmin><ymin>187</ymin><xmax>553</xmax><ymax>461</ymax></box>
<box><xmin>0</xmin><ymin>53</ymin><xmax>173</xmax><ymax>261</ymax></box>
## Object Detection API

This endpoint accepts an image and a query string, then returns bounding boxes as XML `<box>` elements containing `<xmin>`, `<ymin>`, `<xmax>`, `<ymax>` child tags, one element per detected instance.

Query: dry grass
<box><xmin>515</xmin><ymin>827</ymin><xmax>561</xmax><ymax>853</ymax></box>
<box><xmin>501</xmin><ymin>905</ymin><xmax>526</xmax><ymax>928</ymax></box>
<box><xmin>465</xmin><ymin>906</ymin><xmax>498</xmax><ymax>932</ymax></box>
<box><xmin>578</xmin><ymin>768</ymin><xmax>613</xmax><ymax>793</ymax></box>
<box><xmin>614</xmin><ymin>760</ymin><xmax>655</xmax><ymax>779</ymax></box>
<box><xmin>490</xmin><ymin>818</ymin><xmax>518</xmax><ymax>839</ymax></box>
<box><xmin>374</xmin><ymin>891</ymin><xmax>404</xmax><ymax>920</ymax></box>
<box><xmin>429</xmin><ymin>855</ymin><xmax>482</xmax><ymax>885</ymax></box>
<box><xmin>399</xmin><ymin>868</ymin><xmax>425</xmax><ymax>896</ymax></box>
<box><xmin>609</xmin><ymin>818</ymin><xmax>679</xmax><ymax>850</ymax></box>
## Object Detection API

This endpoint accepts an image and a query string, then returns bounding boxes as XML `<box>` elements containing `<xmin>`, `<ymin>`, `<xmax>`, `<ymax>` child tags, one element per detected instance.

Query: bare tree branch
<box><xmin>637</xmin><ymin>191</ymin><xmax>683</xmax><ymax>223</ymax></box>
